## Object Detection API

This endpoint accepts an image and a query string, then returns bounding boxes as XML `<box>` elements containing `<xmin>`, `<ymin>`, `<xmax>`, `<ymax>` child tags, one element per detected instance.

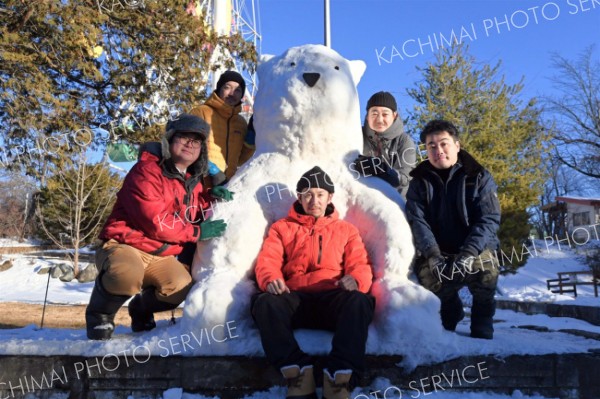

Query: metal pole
<box><xmin>40</xmin><ymin>266</ymin><xmax>53</xmax><ymax>329</ymax></box>
<box><xmin>324</xmin><ymin>0</ymin><xmax>331</xmax><ymax>47</ymax></box>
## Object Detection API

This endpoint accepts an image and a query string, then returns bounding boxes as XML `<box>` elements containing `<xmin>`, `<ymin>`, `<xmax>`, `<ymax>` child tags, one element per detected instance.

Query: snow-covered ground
<box><xmin>2</xmin><ymin>240</ymin><xmax>597</xmax><ymax>307</ymax></box>
<box><xmin>0</xmin><ymin>245</ymin><xmax>96</xmax><ymax>305</ymax></box>
<box><xmin>0</xmin><ymin>238</ymin><xmax>41</xmax><ymax>248</ymax></box>
<box><xmin>1</xmin><ymin>238</ymin><xmax>598</xmax><ymax>399</ymax></box>
<box><xmin>498</xmin><ymin>240</ymin><xmax>600</xmax><ymax>307</ymax></box>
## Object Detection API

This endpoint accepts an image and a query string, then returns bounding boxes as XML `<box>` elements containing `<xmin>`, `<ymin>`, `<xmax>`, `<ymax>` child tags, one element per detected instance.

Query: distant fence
<box><xmin>0</xmin><ymin>245</ymin><xmax>61</xmax><ymax>255</ymax></box>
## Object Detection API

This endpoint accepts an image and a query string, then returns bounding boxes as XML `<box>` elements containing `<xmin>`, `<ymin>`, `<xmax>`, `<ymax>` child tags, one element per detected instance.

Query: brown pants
<box><xmin>96</xmin><ymin>240</ymin><xmax>193</xmax><ymax>305</ymax></box>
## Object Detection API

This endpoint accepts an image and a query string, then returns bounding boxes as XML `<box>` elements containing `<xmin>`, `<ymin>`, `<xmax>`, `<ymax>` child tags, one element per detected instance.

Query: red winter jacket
<box><xmin>100</xmin><ymin>150</ymin><xmax>212</xmax><ymax>256</ymax></box>
<box><xmin>255</xmin><ymin>202</ymin><xmax>373</xmax><ymax>294</ymax></box>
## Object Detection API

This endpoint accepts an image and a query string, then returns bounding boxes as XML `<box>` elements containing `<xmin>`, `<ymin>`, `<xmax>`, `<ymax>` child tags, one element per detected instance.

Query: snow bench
<box><xmin>546</xmin><ymin>271</ymin><xmax>599</xmax><ymax>297</ymax></box>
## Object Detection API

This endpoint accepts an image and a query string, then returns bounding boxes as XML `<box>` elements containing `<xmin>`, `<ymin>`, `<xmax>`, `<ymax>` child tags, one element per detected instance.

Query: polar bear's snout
<box><xmin>302</xmin><ymin>72</ymin><xmax>320</xmax><ymax>87</ymax></box>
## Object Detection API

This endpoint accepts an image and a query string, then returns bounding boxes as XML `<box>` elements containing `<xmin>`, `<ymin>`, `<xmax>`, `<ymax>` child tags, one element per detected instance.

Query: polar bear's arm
<box><xmin>342</xmin><ymin>181</ymin><xmax>415</xmax><ymax>282</ymax></box>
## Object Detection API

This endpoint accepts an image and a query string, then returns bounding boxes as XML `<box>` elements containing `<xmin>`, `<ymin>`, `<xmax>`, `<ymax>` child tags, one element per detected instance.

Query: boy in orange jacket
<box><xmin>251</xmin><ymin>166</ymin><xmax>375</xmax><ymax>399</ymax></box>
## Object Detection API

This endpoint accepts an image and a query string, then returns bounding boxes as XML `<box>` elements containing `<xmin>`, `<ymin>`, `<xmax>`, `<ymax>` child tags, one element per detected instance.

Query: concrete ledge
<box><xmin>497</xmin><ymin>299</ymin><xmax>600</xmax><ymax>326</ymax></box>
<box><xmin>1</xmin><ymin>353</ymin><xmax>599</xmax><ymax>398</ymax></box>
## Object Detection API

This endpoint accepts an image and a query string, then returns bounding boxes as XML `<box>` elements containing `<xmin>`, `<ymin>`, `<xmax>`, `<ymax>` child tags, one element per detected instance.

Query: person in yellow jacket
<box><xmin>190</xmin><ymin>71</ymin><xmax>255</xmax><ymax>185</ymax></box>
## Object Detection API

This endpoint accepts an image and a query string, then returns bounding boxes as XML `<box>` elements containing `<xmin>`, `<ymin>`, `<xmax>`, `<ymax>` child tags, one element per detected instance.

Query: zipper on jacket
<box><xmin>317</xmin><ymin>235</ymin><xmax>322</xmax><ymax>265</ymax></box>
<box><xmin>226</xmin><ymin>115</ymin><xmax>232</xmax><ymax>165</ymax></box>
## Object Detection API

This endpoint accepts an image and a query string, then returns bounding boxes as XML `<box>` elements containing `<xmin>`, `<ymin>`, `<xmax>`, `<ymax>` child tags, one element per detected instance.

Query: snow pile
<box><xmin>182</xmin><ymin>44</ymin><xmax>447</xmax><ymax>368</ymax></box>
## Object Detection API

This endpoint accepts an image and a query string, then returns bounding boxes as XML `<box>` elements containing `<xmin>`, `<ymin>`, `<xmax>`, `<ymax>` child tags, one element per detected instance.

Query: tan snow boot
<box><xmin>281</xmin><ymin>365</ymin><xmax>317</xmax><ymax>399</ymax></box>
<box><xmin>323</xmin><ymin>369</ymin><xmax>352</xmax><ymax>399</ymax></box>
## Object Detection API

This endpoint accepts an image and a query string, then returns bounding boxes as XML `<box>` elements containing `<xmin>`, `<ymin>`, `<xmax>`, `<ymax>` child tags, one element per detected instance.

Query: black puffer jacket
<box><xmin>405</xmin><ymin>149</ymin><xmax>501</xmax><ymax>257</ymax></box>
<box><xmin>363</xmin><ymin>117</ymin><xmax>416</xmax><ymax>198</ymax></box>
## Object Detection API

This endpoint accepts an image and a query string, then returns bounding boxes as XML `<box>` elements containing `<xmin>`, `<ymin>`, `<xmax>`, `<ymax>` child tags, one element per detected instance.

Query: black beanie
<box><xmin>216</xmin><ymin>70</ymin><xmax>246</xmax><ymax>96</ymax></box>
<box><xmin>296</xmin><ymin>166</ymin><xmax>335</xmax><ymax>194</ymax></box>
<box><xmin>366</xmin><ymin>91</ymin><xmax>397</xmax><ymax>112</ymax></box>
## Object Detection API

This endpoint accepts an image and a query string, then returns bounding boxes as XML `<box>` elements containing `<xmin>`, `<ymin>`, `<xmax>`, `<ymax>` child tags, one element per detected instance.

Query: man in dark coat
<box><xmin>405</xmin><ymin>119</ymin><xmax>501</xmax><ymax>339</ymax></box>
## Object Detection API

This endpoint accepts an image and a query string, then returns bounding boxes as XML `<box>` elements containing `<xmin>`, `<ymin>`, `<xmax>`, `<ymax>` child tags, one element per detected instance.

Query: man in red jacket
<box><xmin>251</xmin><ymin>166</ymin><xmax>375</xmax><ymax>399</ymax></box>
<box><xmin>86</xmin><ymin>114</ymin><xmax>231</xmax><ymax>340</ymax></box>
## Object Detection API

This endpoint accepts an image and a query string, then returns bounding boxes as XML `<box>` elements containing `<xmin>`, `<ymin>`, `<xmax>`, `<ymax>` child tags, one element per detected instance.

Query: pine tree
<box><xmin>0</xmin><ymin>0</ymin><xmax>256</xmax><ymax>180</ymax></box>
<box><xmin>407</xmin><ymin>45</ymin><xmax>551</xmax><ymax>268</ymax></box>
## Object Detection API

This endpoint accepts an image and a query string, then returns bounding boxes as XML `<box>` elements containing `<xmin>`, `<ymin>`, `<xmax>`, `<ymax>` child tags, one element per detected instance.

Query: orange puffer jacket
<box><xmin>255</xmin><ymin>202</ymin><xmax>373</xmax><ymax>294</ymax></box>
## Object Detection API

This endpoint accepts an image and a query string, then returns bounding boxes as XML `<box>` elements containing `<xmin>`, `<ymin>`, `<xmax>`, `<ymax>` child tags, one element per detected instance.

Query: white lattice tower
<box><xmin>196</xmin><ymin>0</ymin><xmax>261</xmax><ymax>117</ymax></box>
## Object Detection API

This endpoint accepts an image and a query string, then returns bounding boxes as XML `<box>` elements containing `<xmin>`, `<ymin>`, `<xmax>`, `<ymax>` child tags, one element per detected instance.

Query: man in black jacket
<box><xmin>406</xmin><ymin>120</ymin><xmax>501</xmax><ymax>339</ymax></box>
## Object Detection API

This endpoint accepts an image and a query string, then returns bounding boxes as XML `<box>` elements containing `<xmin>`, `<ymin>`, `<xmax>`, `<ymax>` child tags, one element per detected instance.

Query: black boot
<box><xmin>440</xmin><ymin>294</ymin><xmax>465</xmax><ymax>331</ymax></box>
<box><xmin>128</xmin><ymin>288</ymin><xmax>179</xmax><ymax>333</ymax></box>
<box><xmin>86</xmin><ymin>278</ymin><xmax>129</xmax><ymax>340</ymax></box>
<box><xmin>471</xmin><ymin>299</ymin><xmax>496</xmax><ymax>339</ymax></box>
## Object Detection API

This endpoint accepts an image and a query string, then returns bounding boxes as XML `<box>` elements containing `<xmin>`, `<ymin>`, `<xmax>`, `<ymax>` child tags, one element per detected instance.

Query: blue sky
<box><xmin>258</xmin><ymin>0</ymin><xmax>600</xmax><ymax>119</ymax></box>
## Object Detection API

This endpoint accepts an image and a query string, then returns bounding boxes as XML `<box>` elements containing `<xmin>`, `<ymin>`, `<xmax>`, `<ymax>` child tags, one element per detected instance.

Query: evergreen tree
<box><xmin>407</xmin><ymin>45</ymin><xmax>551</xmax><ymax>268</ymax></box>
<box><xmin>0</xmin><ymin>0</ymin><xmax>256</xmax><ymax>180</ymax></box>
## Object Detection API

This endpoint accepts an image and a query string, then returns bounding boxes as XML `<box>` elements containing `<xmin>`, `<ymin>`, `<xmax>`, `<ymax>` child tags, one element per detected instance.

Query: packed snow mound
<box><xmin>183</xmin><ymin>44</ymin><xmax>450</xmax><ymax>366</ymax></box>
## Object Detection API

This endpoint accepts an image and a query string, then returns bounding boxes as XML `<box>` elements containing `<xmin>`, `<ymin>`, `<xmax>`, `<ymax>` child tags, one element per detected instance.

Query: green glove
<box><xmin>211</xmin><ymin>186</ymin><xmax>234</xmax><ymax>201</ymax></box>
<box><xmin>199</xmin><ymin>219</ymin><xmax>227</xmax><ymax>241</ymax></box>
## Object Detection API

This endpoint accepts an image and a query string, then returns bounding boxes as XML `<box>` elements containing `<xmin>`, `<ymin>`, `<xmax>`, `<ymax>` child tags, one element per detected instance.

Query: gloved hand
<box><xmin>454</xmin><ymin>253</ymin><xmax>476</xmax><ymax>274</ymax></box>
<box><xmin>428</xmin><ymin>255</ymin><xmax>447</xmax><ymax>283</ymax></box>
<box><xmin>428</xmin><ymin>255</ymin><xmax>446</xmax><ymax>273</ymax></box>
<box><xmin>376</xmin><ymin>166</ymin><xmax>400</xmax><ymax>187</ymax></box>
<box><xmin>417</xmin><ymin>246</ymin><xmax>445</xmax><ymax>291</ymax></box>
<box><xmin>211</xmin><ymin>186</ymin><xmax>234</xmax><ymax>201</ymax></box>
<box><xmin>352</xmin><ymin>155</ymin><xmax>399</xmax><ymax>186</ymax></box>
<box><xmin>335</xmin><ymin>275</ymin><xmax>358</xmax><ymax>291</ymax></box>
<box><xmin>211</xmin><ymin>172</ymin><xmax>227</xmax><ymax>186</ymax></box>
<box><xmin>208</xmin><ymin>161</ymin><xmax>227</xmax><ymax>186</ymax></box>
<box><xmin>245</xmin><ymin>127</ymin><xmax>256</xmax><ymax>146</ymax></box>
<box><xmin>199</xmin><ymin>219</ymin><xmax>227</xmax><ymax>241</ymax></box>
<box><xmin>353</xmin><ymin>155</ymin><xmax>379</xmax><ymax>177</ymax></box>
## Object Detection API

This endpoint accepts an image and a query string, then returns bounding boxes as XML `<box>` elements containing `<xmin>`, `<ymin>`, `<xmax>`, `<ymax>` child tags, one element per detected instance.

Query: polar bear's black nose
<box><xmin>303</xmin><ymin>73</ymin><xmax>320</xmax><ymax>87</ymax></box>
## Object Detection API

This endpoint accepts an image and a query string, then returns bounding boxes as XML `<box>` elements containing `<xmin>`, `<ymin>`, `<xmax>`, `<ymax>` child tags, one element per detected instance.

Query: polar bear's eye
<box><xmin>334</xmin><ymin>66</ymin><xmax>340</xmax><ymax>70</ymax></box>
<box><xmin>290</xmin><ymin>62</ymin><xmax>296</xmax><ymax>67</ymax></box>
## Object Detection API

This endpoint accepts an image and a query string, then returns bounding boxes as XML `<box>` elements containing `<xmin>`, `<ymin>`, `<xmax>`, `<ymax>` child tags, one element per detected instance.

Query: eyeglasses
<box><xmin>174</xmin><ymin>135</ymin><xmax>203</xmax><ymax>148</ymax></box>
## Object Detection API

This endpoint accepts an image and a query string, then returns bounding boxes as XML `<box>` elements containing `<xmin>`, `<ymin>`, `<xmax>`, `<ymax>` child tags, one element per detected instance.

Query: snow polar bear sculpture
<box><xmin>182</xmin><ymin>44</ymin><xmax>452</xmax><ymax>367</ymax></box>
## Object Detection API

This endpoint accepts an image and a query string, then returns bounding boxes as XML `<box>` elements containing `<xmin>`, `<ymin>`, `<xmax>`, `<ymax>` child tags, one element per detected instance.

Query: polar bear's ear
<box><xmin>259</xmin><ymin>54</ymin><xmax>275</xmax><ymax>65</ymax></box>
<box><xmin>349</xmin><ymin>60</ymin><xmax>367</xmax><ymax>85</ymax></box>
<box><xmin>257</xmin><ymin>54</ymin><xmax>275</xmax><ymax>79</ymax></box>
